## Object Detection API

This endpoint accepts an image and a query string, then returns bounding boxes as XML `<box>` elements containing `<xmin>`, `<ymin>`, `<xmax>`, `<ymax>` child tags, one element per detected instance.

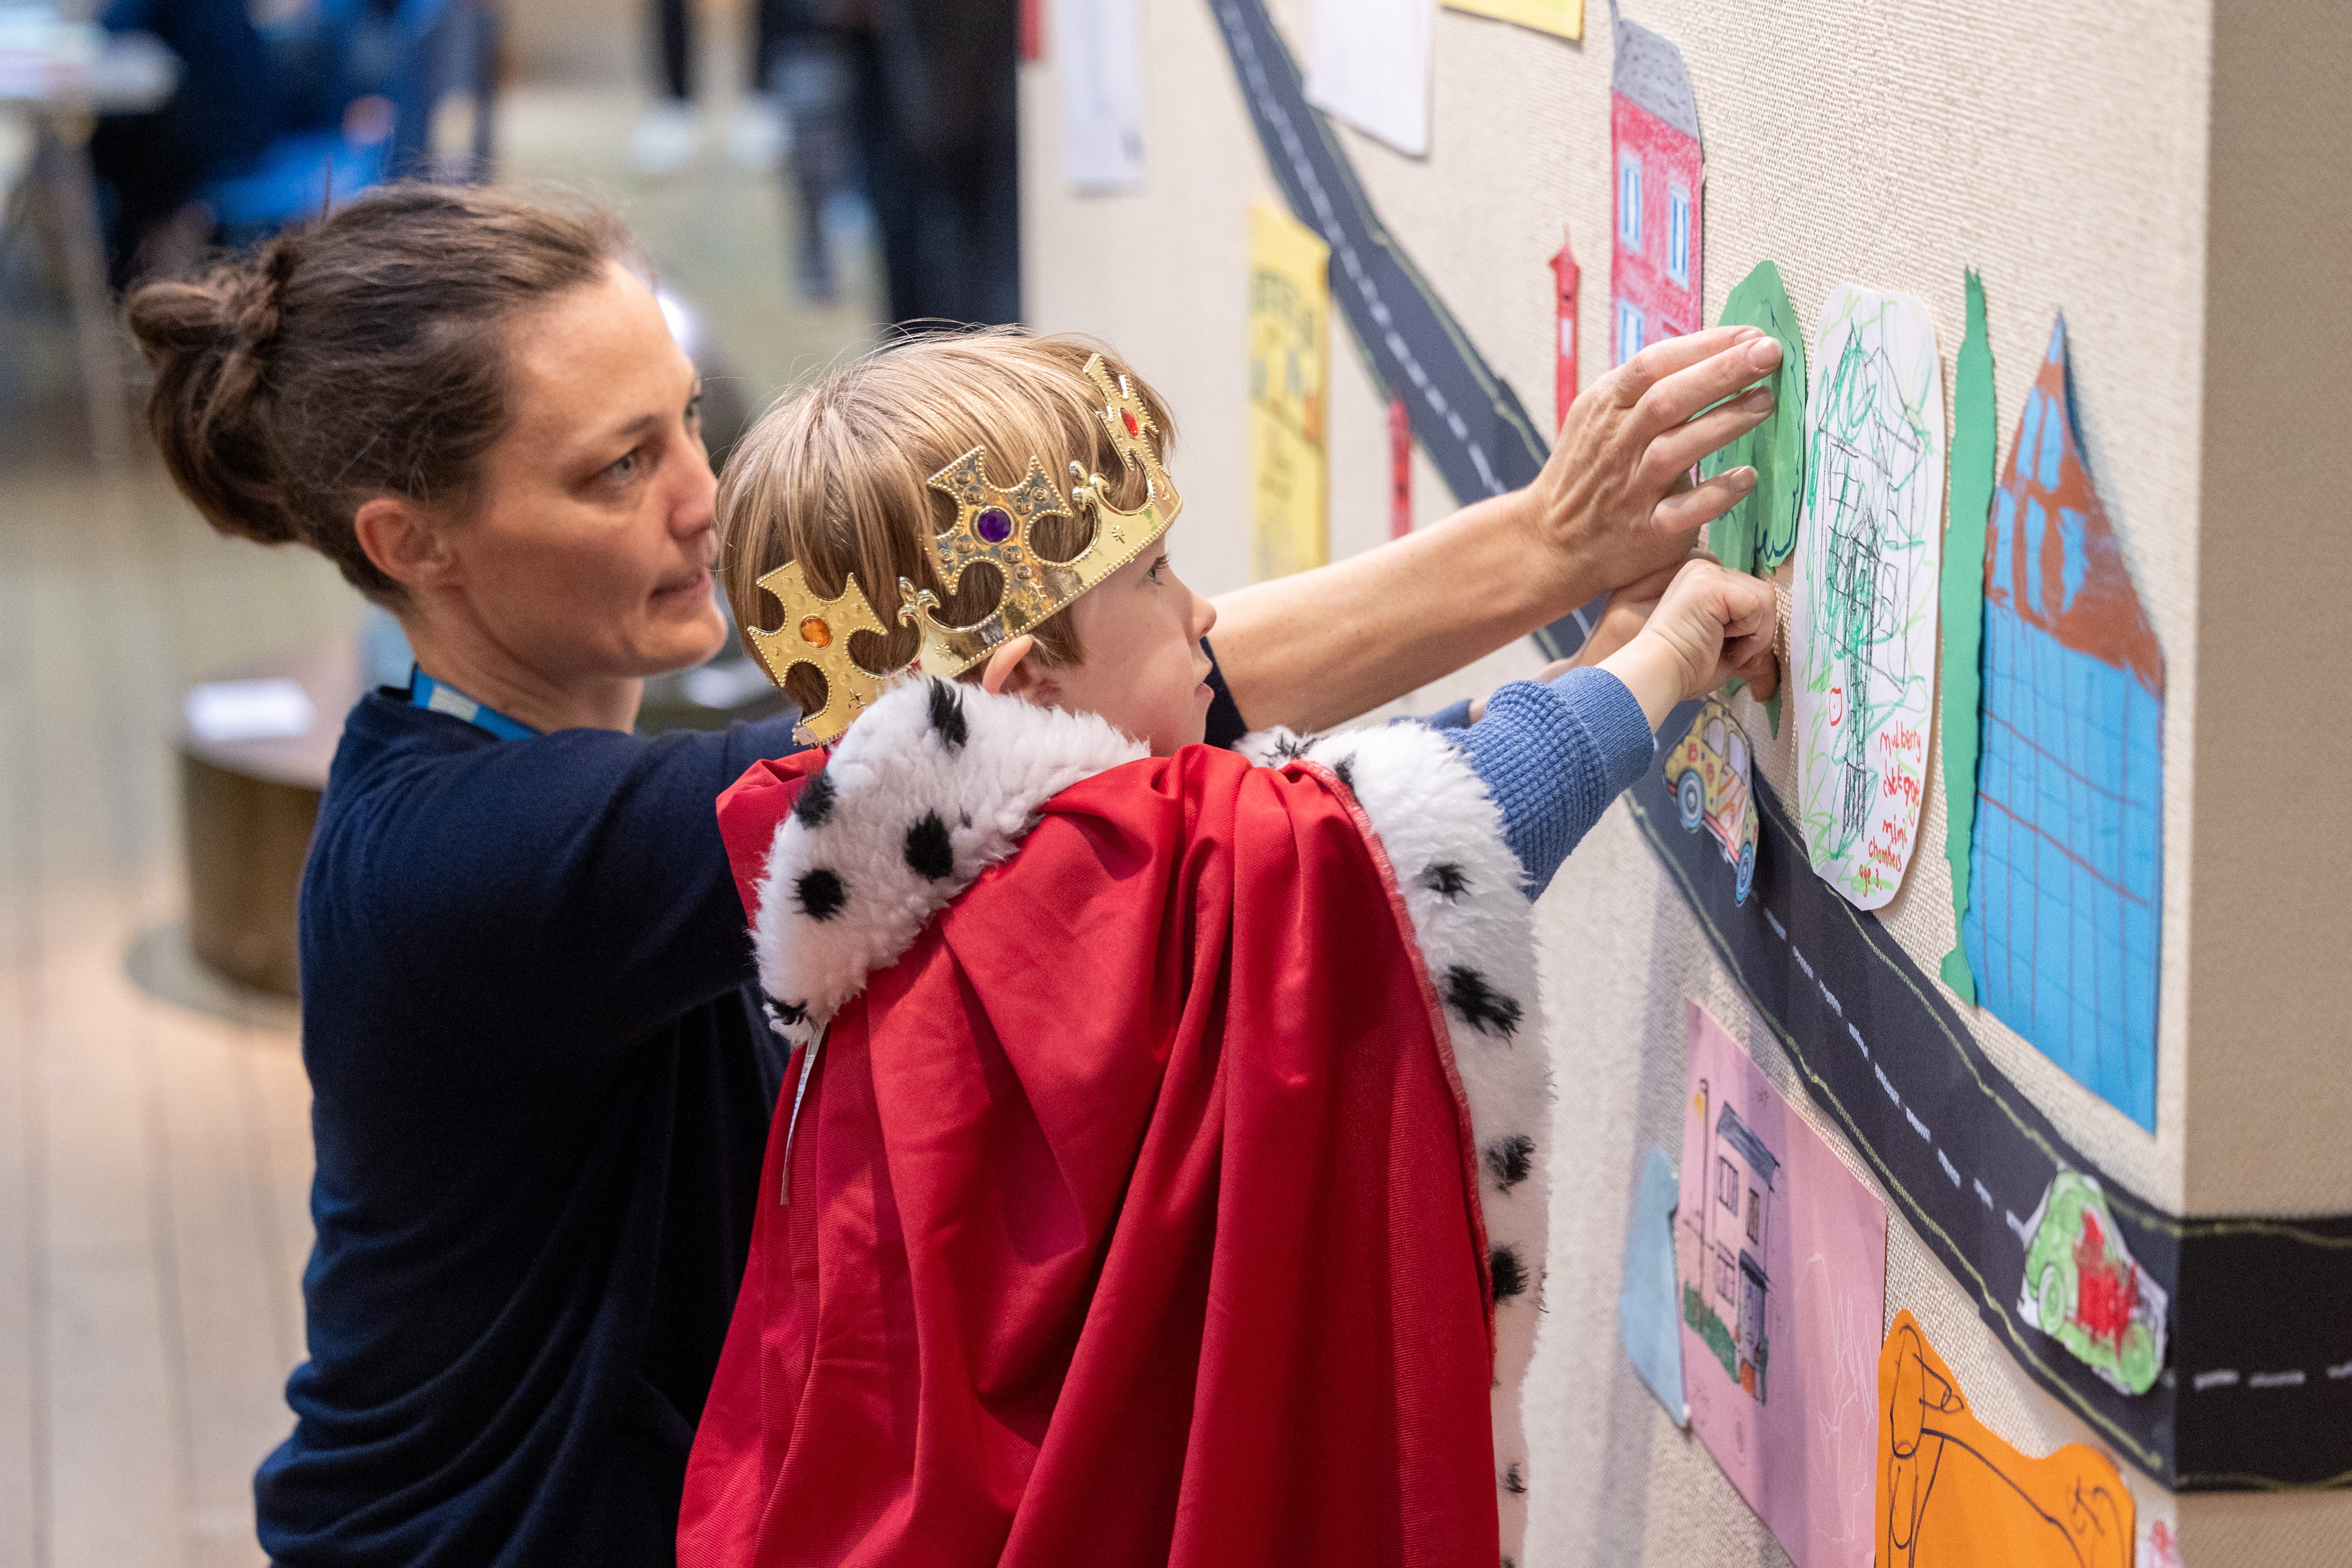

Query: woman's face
<box><xmin>454</xmin><ymin>262</ymin><xmax>728</xmax><ymax>685</ymax></box>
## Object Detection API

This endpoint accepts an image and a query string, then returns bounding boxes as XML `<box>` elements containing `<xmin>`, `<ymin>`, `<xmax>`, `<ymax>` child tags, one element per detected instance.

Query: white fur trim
<box><xmin>1241</xmin><ymin>722</ymin><xmax>1548</xmax><ymax>1566</ymax></box>
<box><xmin>750</xmin><ymin>678</ymin><xmax>1143</xmax><ymax>1045</ymax></box>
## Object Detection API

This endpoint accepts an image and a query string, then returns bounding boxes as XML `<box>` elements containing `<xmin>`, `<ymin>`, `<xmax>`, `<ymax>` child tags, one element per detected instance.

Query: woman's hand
<box><xmin>1523</xmin><ymin>326</ymin><xmax>1785</xmax><ymax>605</ymax></box>
<box><xmin>1463</xmin><ymin>557</ymin><xmax>1684</xmax><ymax>722</ymax></box>
<box><xmin>1597</xmin><ymin>559</ymin><xmax>1780</xmax><ymax>731</ymax></box>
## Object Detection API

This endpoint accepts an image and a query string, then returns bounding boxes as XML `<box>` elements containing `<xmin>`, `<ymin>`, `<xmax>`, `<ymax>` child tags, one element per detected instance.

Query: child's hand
<box><xmin>1596</xmin><ymin>559</ymin><xmax>1779</xmax><ymax>731</ymax></box>
<box><xmin>1571</xmin><ymin>557</ymin><xmax>1684</xmax><ymax>670</ymax></box>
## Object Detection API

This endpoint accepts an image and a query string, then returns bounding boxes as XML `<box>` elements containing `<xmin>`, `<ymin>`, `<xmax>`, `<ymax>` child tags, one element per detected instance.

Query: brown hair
<box><xmin>719</xmin><ymin>329</ymin><xmax>1177</xmax><ymax>714</ymax></box>
<box><xmin>126</xmin><ymin>183</ymin><xmax>631</xmax><ymax>601</ymax></box>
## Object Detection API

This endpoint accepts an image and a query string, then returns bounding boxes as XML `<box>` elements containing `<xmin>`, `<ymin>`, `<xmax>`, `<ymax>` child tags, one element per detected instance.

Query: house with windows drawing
<box><xmin>1687</xmin><ymin>1079</ymin><xmax>1779</xmax><ymax>1403</ymax></box>
<box><xmin>1609</xmin><ymin>8</ymin><xmax>1703</xmax><ymax>365</ymax></box>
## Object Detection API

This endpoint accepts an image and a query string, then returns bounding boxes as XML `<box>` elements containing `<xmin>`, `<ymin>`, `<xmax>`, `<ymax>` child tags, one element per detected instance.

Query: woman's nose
<box><xmin>1192</xmin><ymin>589</ymin><xmax>1218</xmax><ymax>640</ymax></box>
<box><xmin>672</xmin><ymin>442</ymin><xmax>718</xmax><ymax>537</ymax></box>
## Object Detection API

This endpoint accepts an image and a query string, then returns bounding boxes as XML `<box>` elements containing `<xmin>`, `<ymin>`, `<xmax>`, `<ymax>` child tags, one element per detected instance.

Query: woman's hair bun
<box><xmin>125</xmin><ymin>185</ymin><xmax>627</xmax><ymax>591</ymax></box>
<box><xmin>126</xmin><ymin>237</ymin><xmax>310</xmax><ymax>549</ymax></box>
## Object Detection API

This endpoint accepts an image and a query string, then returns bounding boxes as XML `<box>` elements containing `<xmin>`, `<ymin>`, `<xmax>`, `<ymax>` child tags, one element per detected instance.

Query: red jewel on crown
<box><xmin>1120</xmin><ymin>408</ymin><xmax>1139</xmax><ymax>437</ymax></box>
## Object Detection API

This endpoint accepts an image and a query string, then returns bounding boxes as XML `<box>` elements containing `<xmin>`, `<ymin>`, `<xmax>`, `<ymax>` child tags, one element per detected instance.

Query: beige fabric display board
<box><xmin>1018</xmin><ymin>1</ymin><xmax>2352</xmax><ymax>1562</ymax></box>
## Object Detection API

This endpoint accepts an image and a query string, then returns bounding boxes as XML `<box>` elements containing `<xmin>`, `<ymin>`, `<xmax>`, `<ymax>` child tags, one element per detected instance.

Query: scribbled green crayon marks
<box><xmin>1702</xmin><ymin>260</ymin><xmax>1808</xmax><ymax>577</ymax></box>
<box><xmin>1791</xmin><ymin>286</ymin><xmax>1945</xmax><ymax>912</ymax></box>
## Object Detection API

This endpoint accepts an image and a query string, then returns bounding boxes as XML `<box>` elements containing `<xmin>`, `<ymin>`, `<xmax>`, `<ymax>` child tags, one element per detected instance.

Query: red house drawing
<box><xmin>1610</xmin><ymin>9</ymin><xmax>1703</xmax><ymax>365</ymax></box>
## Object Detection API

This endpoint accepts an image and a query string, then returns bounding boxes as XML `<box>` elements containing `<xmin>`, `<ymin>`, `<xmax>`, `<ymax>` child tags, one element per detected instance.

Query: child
<box><xmin>678</xmin><ymin>332</ymin><xmax>1775</xmax><ymax>1568</ymax></box>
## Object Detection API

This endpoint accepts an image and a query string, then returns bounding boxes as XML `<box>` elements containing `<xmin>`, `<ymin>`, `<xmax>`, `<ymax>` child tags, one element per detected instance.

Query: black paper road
<box><xmin>1631</xmin><ymin>699</ymin><xmax>2352</xmax><ymax>1491</ymax></box>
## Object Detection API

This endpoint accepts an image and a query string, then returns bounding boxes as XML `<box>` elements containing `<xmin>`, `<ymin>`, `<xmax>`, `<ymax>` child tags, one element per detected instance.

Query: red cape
<box><xmin>682</xmin><ymin>742</ymin><xmax>1499</xmax><ymax>1567</ymax></box>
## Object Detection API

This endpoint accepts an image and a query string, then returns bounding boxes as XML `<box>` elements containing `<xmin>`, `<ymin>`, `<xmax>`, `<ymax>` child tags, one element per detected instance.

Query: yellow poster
<box><xmin>1247</xmin><ymin>201</ymin><xmax>1329</xmax><ymax>581</ymax></box>
<box><xmin>1444</xmin><ymin>0</ymin><xmax>1583</xmax><ymax>41</ymax></box>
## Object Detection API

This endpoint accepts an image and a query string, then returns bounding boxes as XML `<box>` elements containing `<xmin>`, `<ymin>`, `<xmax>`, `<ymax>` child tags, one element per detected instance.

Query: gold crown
<box><xmin>747</xmin><ymin>354</ymin><xmax>1182</xmax><ymax>744</ymax></box>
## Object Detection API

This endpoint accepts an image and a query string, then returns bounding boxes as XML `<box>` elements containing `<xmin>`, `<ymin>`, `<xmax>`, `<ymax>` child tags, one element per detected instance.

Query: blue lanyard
<box><xmin>409</xmin><ymin>667</ymin><xmax>539</xmax><ymax>741</ymax></box>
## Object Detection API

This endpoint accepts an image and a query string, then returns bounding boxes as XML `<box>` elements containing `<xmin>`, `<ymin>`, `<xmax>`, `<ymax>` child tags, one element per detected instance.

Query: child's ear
<box><xmin>979</xmin><ymin>634</ymin><xmax>1040</xmax><ymax>698</ymax></box>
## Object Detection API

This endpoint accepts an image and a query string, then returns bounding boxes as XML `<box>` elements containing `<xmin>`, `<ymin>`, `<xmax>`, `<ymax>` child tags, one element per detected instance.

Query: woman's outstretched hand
<box><xmin>1526</xmin><ymin>325</ymin><xmax>1785</xmax><ymax>604</ymax></box>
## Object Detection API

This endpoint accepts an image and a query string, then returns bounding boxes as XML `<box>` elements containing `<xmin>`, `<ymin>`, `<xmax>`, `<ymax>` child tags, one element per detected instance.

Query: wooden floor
<box><xmin>0</xmin><ymin>445</ymin><xmax>358</xmax><ymax>1568</ymax></box>
<box><xmin>0</xmin><ymin>37</ymin><xmax>877</xmax><ymax>1561</ymax></box>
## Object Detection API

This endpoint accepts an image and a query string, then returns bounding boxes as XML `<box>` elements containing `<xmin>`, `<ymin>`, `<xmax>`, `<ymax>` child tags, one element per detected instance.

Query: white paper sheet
<box><xmin>186</xmin><ymin>678</ymin><xmax>315</xmax><ymax>743</ymax></box>
<box><xmin>1303</xmin><ymin>0</ymin><xmax>1432</xmax><ymax>158</ymax></box>
<box><xmin>1790</xmin><ymin>285</ymin><xmax>1944</xmax><ymax>910</ymax></box>
<box><xmin>1058</xmin><ymin>0</ymin><xmax>1146</xmax><ymax>191</ymax></box>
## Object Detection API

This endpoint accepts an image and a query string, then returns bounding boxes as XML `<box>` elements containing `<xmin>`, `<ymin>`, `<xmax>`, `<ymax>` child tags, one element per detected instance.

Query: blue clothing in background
<box><xmin>256</xmin><ymin>693</ymin><xmax>801</xmax><ymax>1567</ymax></box>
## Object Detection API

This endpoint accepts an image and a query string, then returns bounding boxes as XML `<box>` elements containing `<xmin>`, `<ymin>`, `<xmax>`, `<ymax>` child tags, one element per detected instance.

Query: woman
<box><xmin>127</xmin><ymin>183</ymin><xmax>1775</xmax><ymax>1567</ymax></box>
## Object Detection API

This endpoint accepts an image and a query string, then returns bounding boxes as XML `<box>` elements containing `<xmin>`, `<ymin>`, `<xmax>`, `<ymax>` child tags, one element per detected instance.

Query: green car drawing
<box><xmin>2016</xmin><ymin>1171</ymin><xmax>2165</xmax><ymax>1396</ymax></box>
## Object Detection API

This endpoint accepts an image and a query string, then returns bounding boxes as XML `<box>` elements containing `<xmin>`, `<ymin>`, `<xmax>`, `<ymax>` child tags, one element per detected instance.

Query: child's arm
<box><xmin>1448</xmin><ymin>560</ymin><xmax>1778</xmax><ymax>897</ymax></box>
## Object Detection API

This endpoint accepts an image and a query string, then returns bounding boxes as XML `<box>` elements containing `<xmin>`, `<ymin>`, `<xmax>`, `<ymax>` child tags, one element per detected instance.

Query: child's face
<box><xmin>1027</xmin><ymin>527</ymin><xmax>1218</xmax><ymax>756</ymax></box>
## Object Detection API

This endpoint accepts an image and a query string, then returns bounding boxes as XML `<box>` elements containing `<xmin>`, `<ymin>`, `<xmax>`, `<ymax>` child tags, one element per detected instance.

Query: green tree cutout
<box><xmin>1700</xmin><ymin>260</ymin><xmax>1807</xmax><ymax>735</ymax></box>
<box><xmin>1939</xmin><ymin>271</ymin><xmax>1998</xmax><ymax>1005</ymax></box>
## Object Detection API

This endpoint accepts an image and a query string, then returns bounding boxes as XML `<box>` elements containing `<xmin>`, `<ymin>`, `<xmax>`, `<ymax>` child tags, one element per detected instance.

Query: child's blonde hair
<box><xmin>719</xmin><ymin>329</ymin><xmax>1178</xmax><ymax>716</ymax></box>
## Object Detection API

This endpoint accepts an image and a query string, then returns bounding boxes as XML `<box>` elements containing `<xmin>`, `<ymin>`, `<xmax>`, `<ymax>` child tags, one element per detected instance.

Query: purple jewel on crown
<box><xmin>975</xmin><ymin>506</ymin><xmax>1014</xmax><ymax>544</ymax></box>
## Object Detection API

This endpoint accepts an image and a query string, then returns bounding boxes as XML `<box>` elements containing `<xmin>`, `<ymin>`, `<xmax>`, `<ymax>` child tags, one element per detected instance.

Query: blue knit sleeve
<box><xmin>1447</xmin><ymin>666</ymin><xmax>1655</xmax><ymax>898</ymax></box>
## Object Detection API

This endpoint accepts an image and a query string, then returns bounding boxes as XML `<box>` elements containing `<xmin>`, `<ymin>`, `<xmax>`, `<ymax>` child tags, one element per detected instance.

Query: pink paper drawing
<box><xmin>1609</xmin><ymin>4</ymin><xmax>1702</xmax><ymax>364</ymax></box>
<box><xmin>1677</xmin><ymin>1000</ymin><xmax>1887</xmax><ymax>1568</ymax></box>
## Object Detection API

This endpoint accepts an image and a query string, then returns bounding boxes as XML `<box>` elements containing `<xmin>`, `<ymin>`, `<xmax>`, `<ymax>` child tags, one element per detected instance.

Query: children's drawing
<box><xmin>1790</xmin><ymin>286</ymin><xmax>1944</xmax><ymax>910</ymax></box>
<box><xmin>1247</xmin><ymin>201</ymin><xmax>1330</xmax><ymax>581</ymax></box>
<box><xmin>1619</xmin><ymin>1145</ymin><xmax>1688</xmax><ymax>1424</ymax></box>
<box><xmin>2016</xmin><ymin>1171</ymin><xmax>2166</xmax><ymax>1396</ymax></box>
<box><xmin>1664</xmin><ymin>694</ymin><xmax>1759</xmax><ymax>904</ymax></box>
<box><xmin>1677</xmin><ymin>1002</ymin><xmax>1885</xmax><ymax>1568</ymax></box>
<box><xmin>1701</xmin><ymin>259</ymin><xmax>1808</xmax><ymax>576</ymax></box>
<box><xmin>1302</xmin><ymin>0</ymin><xmax>1432</xmax><ymax>158</ymax></box>
<box><xmin>1939</xmin><ymin>271</ymin><xmax>1997</xmax><ymax>1005</ymax></box>
<box><xmin>1962</xmin><ymin>316</ymin><xmax>2165</xmax><ymax>1131</ymax></box>
<box><xmin>1445</xmin><ymin>0</ymin><xmax>1583</xmax><ymax>40</ymax></box>
<box><xmin>1878</xmin><ymin>1310</ymin><xmax>2135</xmax><ymax>1568</ymax></box>
<box><xmin>1608</xmin><ymin>4</ymin><xmax>1701</xmax><ymax>365</ymax></box>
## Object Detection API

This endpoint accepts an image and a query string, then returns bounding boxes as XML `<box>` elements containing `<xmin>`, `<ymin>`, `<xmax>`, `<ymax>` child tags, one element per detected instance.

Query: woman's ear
<box><xmin>354</xmin><ymin>495</ymin><xmax>457</xmax><ymax>592</ymax></box>
<box><xmin>980</xmin><ymin>634</ymin><xmax>1043</xmax><ymax>700</ymax></box>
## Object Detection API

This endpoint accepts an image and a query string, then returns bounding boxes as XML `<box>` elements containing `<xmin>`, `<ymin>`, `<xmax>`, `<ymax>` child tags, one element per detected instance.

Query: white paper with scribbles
<box><xmin>1791</xmin><ymin>286</ymin><xmax>1944</xmax><ymax>910</ymax></box>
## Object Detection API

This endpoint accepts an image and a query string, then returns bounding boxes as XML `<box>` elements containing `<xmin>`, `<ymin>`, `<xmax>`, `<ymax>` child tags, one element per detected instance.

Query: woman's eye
<box><xmin>607</xmin><ymin>450</ymin><xmax>640</xmax><ymax>481</ymax></box>
<box><xmin>685</xmin><ymin>395</ymin><xmax>703</xmax><ymax>426</ymax></box>
<box><xmin>1147</xmin><ymin>554</ymin><xmax>1170</xmax><ymax>582</ymax></box>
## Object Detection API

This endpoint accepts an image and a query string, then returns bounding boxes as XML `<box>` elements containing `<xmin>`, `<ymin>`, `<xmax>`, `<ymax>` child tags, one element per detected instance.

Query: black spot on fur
<box><xmin>768</xmin><ymin>996</ymin><xmax>808</xmax><ymax>1026</ymax></box>
<box><xmin>1420</xmin><ymin>860</ymin><xmax>1468</xmax><ymax>899</ymax></box>
<box><xmin>1331</xmin><ymin>755</ymin><xmax>1355</xmax><ymax>794</ymax></box>
<box><xmin>904</xmin><ymin>812</ymin><xmax>954</xmax><ymax>881</ymax></box>
<box><xmin>797</xmin><ymin>868</ymin><xmax>846</xmax><ymax>921</ymax></box>
<box><xmin>1445</xmin><ymin>965</ymin><xmax>1522</xmax><ymax>1040</ymax></box>
<box><xmin>793</xmin><ymin>768</ymin><xmax>836</xmax><ymax>827</ymax></box>
<box><xmin>1271</xmin><ymin>733</ymin><xmax>1312</xmax><ymax>763</ymax></box>
<box><xmin>927</xmin><ymin>679</ymin><xmax>968</xmax><ymax>749</ymax></box>
<box><xmin>1484</xmin><ymin>1134</ymin><xmax>1535</xmax><ymax>1192</ymax></box>
<box><xmin>1503</xmin><ymin>1462</ymin><xmax>1527</xmax><ymax>1496</ymax></box>
<box><xmin>1491</xmin><ymin>1244</ymin><xmax>1528</xmax><ymax>1302</ymax></box>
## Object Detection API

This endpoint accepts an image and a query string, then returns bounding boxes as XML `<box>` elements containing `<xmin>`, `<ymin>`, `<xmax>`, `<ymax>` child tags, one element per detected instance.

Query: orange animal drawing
<box><xmin>1877</xmin><ymin>1311</ymin><xmax>2135</xmax><ymax>1568</ymax></box>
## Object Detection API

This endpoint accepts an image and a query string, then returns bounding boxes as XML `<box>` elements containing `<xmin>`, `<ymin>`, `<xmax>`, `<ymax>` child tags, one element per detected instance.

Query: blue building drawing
<box><xmin>1963</xmin><ymin>319</ymin><xmax>2166</xmax><ymax>1130</ymax></box>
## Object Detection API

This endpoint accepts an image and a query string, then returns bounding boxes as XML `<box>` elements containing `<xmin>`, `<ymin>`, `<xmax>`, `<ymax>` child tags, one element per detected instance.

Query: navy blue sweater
<box><xmin>256</xmin><ymin>693</ymin><xmax>799</xmax><ymax>1567</ymax></box>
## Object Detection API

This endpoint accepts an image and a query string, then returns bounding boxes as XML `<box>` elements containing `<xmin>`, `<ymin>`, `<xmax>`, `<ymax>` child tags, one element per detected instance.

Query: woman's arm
<box><xmin>1211</xmin><ymin>327</ymin><xmax>1785</xmax><ymax>734</ymax></box>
